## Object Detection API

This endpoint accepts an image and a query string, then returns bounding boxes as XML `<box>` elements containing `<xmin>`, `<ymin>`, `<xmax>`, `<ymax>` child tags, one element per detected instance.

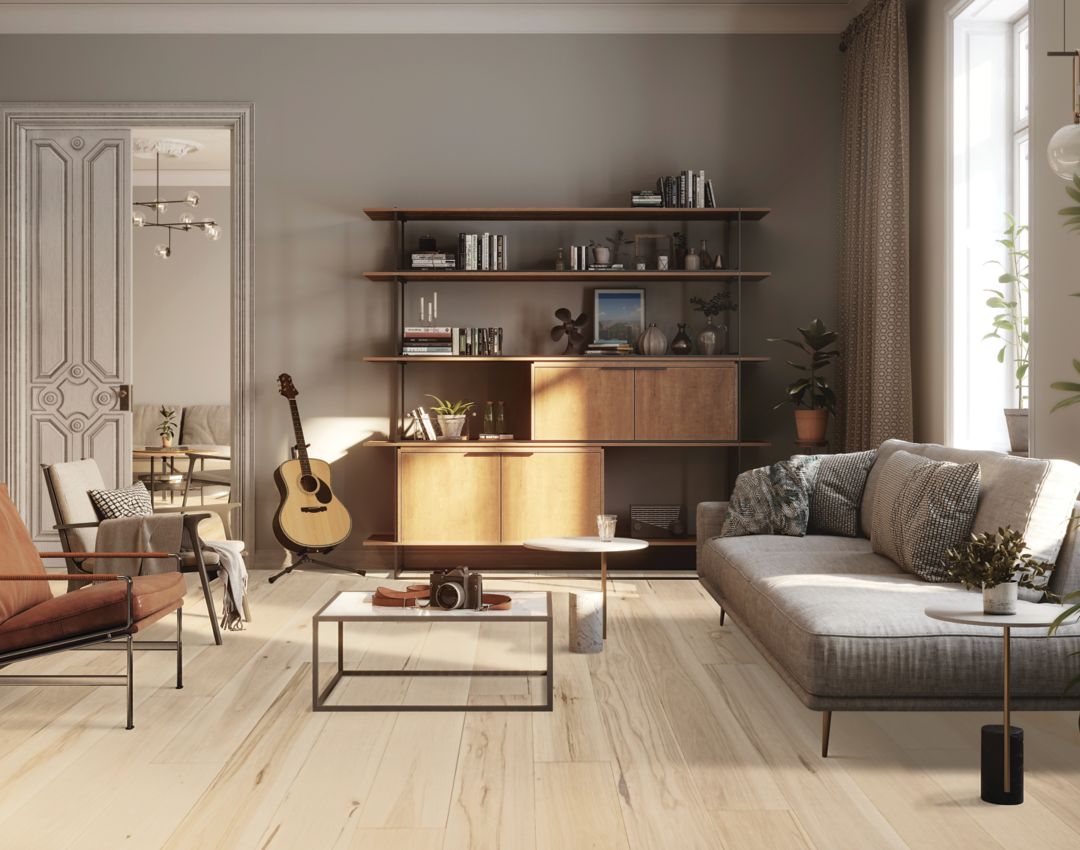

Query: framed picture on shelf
<box><xmin>594</xmin><ymin>289</ymin><xmax>645</xmax><ymax>344</ymax></box>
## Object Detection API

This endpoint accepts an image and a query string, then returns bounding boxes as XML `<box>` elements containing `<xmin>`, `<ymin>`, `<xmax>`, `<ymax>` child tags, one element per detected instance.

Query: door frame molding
<box><xmin>1</xmin><ymin>102</ymin><xmax>254</xmax><ymax>548</ymax></box>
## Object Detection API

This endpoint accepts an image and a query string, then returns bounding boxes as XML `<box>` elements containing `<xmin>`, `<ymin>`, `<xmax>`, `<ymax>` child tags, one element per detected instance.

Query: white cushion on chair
<box><xmin>45</xmin><ymin>459</ymin><xmax>105</xmax><ymax>553</ymax></box>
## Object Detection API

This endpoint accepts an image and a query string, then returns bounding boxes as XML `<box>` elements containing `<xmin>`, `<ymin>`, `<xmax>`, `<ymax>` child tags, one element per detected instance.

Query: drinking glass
<box><xmin>597</xmin><ymin>514</ymin><xmax>617</xmax><ymax>542</ymax></box>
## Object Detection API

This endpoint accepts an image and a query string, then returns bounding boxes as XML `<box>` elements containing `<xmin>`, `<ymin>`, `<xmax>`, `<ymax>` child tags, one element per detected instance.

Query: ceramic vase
<box><xmin>983</xmin><ymin>581</ymin><xmax>1018</xmax><ymax>615</ymax></box>
<box><xmin>437</xmin><ymin>414</ymin><xmax>466</xmax><ymax>439</ymax></box>
<box><xmin>684</xmin><ymin>248</ymin><xmax>701</xmax><ymax>272</ymax></box>
<box><xmin>697</xmin><ymin>318</ymin><xmax>720</xmax><ymax>356</ymax></box>
<box><xmin>1003</xmin><ymin>409</ymin><xmax>1029</xmax><ymax>454</ymax></box>
<box><xmin>592</xmin><ymin>246</ymin><xmax>612</xmax><ymax>265</ymax></box>
<box><xmin>637</xmin><ymin>323</ymin><xmax>668</xmax><ymax>355</ymax></box>
<box><xmin>671</xmin><ymin>323</ymin><xmax>693</xmax><ymax>355</ymax></box>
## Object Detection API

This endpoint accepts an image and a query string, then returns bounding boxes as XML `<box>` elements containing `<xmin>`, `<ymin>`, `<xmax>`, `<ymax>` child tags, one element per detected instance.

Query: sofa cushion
<box><xmin>861</xmin><ymin>440</ymin><xmax>1080</xmax><ymax>565</ymax></box>
<box><xmin>0</xmin><ymin>572</ymin><xmax>185</xmax><ymax>654</ymax></box>
<box><xmin>44</xmin><ymin>459</ymin><xmax>106</xmax><ymax>554</ymax></box>
<box><xmin>180</xmin><ymin>404</ymin><xmax>230</xmax><ymax>448</ymax></box>
<box><xmin>1050</xmin><ymin>504</ymin><xmax>1080</xmax><ymax>599</ymax></box>
<box><xmin>870</xmin><ymin>450</ymin><xmax>980</xmax><ymax>582</ymax></box>
<box><xmin>88</xmin><ymin>482</ymin><xmax>153</xmax><ymax>519</ymax></box>
<box><xmin>721</xmin><ymin>456</ymin><xmax>822</xmax><ymax>538</ymax></box>
<box><xmin>808</xmin><ymin>449</ymin><xmax>876</xmax><ymax>537</ymax></box>
<box><xmin>0</xmin><ymin>485</ymin><xmax>52</xmax><ymax>623</ymax></box>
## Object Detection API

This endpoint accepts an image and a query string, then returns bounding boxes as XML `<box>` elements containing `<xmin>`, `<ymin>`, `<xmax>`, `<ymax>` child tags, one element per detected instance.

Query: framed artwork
<box><xmin>594</xmin><ymin>289</ymin><xmax>645</xmax><ymax>344</ymax></box>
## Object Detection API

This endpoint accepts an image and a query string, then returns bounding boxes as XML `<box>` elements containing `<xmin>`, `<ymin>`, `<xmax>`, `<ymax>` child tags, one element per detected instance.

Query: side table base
<box><xmin>981</xmin><ymin>724</ymin><xmax>1023</xmax><ymax>805</ymax></box>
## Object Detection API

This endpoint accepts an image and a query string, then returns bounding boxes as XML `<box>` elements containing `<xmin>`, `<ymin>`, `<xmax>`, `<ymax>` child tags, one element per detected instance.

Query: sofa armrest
<box><xmin>696</xmin><ymin>502</ymin><xmax>729</xmax><ymax>573</ymax></box>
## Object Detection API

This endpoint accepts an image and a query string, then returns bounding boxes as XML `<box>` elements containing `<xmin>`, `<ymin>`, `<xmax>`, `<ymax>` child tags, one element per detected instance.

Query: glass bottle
<box><xmin>483</xmin><ymin>401</ymin><xmax>496</xmax><ymax>435</ymax></box>
<box><xmin>555</xmin><ymin>247</ymin><xmax>565</xmax><ymax>272</ymax></box>
<box><xmin>495</xmin><ymin>401</ymin><xmax>506</xmax><ymax>435</ymax></box>
<box><xmin>699</xmin><ymin>239</ymin><xmax>713</xmax><ymax>269</ymax></box>
<box><xmin>684</xmin><ymin>247</ymin><xmax>701</xmax><ymax>271</ymax></box>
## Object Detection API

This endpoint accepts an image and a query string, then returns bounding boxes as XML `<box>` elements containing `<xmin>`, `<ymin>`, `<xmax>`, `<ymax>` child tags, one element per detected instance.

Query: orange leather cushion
<box><xmin>0</xmin><ymin>572</ymin><xmax>185</xmax><ymax>654</ymax></box>
<box><xmin>0</xmin><ymin>484</ymin><xmax>52</xmax><ymax>622</ymax></box>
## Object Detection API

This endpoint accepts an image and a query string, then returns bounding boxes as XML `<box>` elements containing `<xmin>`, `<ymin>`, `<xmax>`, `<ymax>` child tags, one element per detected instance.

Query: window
<box><xmin>948</xmin><ymin>3</ymin><xmax>1029</xmax><ymax>451</ymax></box>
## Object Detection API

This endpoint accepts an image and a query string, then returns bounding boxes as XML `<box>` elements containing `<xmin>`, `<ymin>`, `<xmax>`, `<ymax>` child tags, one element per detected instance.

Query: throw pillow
<box><xmin>88</xmin><ymin>482</ymin><xmax>154</xmax><ymax>519</ymax></box>
<box><xmin>722</xmin><ymin>456</ymin><xmax>823</xmax><ymax>538</ymax></box>
<box><xmin>808</xmin><ymin>449</ymin><xmax>877</xmax><ymax>537</ymax></box>
<box><xmin>871</xmin><ymin>450</ymin><xmax>981</xmax><ymax>582</ymax></box>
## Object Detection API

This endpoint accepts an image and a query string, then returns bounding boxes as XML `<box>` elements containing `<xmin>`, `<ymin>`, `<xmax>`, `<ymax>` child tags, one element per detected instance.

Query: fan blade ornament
<box><xmin>551</xmin><ymin>307</ymin><xmax>590</xmax><ymax>354</ymax></box>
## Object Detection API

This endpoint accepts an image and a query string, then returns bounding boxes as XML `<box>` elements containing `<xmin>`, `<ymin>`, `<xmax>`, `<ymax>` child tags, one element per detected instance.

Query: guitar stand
<box><xmin>267</xmin><ymin>552</ymin><xmax>366</xmax><ymax>584</ymax></box>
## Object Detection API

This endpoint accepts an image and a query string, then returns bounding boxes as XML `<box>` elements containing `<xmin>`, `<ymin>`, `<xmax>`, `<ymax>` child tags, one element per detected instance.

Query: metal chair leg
<box><xmin>193</xmin><ymin>549</ymin><xmax>223</xmax><ymax>646</ymax></box>
<box><xmin>176</xmin><ymin>607</ymin><xmax>184</xmax><ymax>689</ymax></box>
<box><xmin>719</xmin><ymin>607</ymin><xmax>726</xmax><ymax>627</ymax></box>
<box><xmin>125</xmin><ymin>635</ymin><xmax>134</xmax><ymax>730</ymax></box>
<box><xmin>821</xmin><ymin>711</ymin><xmax>832</xmax><ymax>758</ymax></box>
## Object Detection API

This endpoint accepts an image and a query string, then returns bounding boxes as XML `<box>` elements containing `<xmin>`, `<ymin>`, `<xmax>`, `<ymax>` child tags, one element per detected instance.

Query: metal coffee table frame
<box><xmin>312</xmin><ymin>591</ymin><xmax>553</xmax><ymax>713</ymax></box>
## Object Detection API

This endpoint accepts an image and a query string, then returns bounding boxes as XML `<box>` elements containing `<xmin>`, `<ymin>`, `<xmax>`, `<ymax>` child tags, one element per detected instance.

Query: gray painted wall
<box><xmin>0</xmin><ymin>34</ymin><xmax>842</xmax><ymax>563</ymax></box>
<box><xmin>133</xmin><ymin>185</ymin><xmax>231</xmax><ymax>407</ymax></box>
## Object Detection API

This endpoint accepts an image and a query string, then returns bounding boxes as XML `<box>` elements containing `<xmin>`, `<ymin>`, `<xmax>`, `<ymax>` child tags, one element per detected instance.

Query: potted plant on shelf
<box><xmin>943</xmin><ymin>527</ymin><xmax>1054</xmax><ymax>615</ymax></box>
<box><xmin>690</xmin><ymin>289</ymin><xmax>737</xmax><ymax>355</ymax></box>
<box><xmin>425</xmin><ymin>395</ymin><xmax>475</xmax><ymax>439</ymax></box>
<box><xmin>157</xmin><ymin>406</ymin><xmax>177</xmax><ymax>448</ymax></box>
<box><xmin>768</xmin><ymin>318</ymin><xmax>839</xmax><ymax>443</ymax></box>
<box><xmin>984</xmin><ymin>214</ymin><xmax>1030</xmax><ymax>452</ymax></box>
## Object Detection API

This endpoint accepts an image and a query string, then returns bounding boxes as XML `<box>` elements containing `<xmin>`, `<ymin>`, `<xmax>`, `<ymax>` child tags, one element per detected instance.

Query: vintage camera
<box><xmin>428</xmin><ymin>567</ymin><xmax>483</xmax><ymax>610</ymax></box>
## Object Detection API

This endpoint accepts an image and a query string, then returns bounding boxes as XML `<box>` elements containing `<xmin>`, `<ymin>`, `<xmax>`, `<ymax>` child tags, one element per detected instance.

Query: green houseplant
<box><xmin>943</xmin><ymin>527</ymin><xmax>1054</xmax><ymax>615</ymax></box>
<box><xmin>768</xmin><ymin>318</ymin><xmax>840</xmax><ymax>443</ymax></box>
<box><xmin>1052</xmin><ymin>175</ymin><xmax>1080</xmax><ymax>413</ymax></box>
<box><xmin>984</xmin><ymin>214</ymin><xmax>1030</xmax><ymax>452</ymax></box>
<box><xmin>157</xmin><ymin>406</ymin><xmax>177</xmax><ymax>448</ymax></box>
<box><xmin>425</xmin><ymin>395</ymin><xmax>475</xmax><ymax>439</ymax></box>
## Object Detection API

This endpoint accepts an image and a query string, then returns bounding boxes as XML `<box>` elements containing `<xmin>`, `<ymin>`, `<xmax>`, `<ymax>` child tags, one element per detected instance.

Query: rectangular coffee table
<box><xmin>311</xmin><ymin>590</ymin><xmax>553</xmax><ymax>712</ymax></box>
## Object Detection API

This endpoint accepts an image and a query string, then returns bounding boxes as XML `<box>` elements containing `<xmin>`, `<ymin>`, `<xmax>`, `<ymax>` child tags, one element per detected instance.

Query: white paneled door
<box><xmin>21</xmin><ymin>127</ymin><xmax>133</xmax><ymax>541</ymax></box>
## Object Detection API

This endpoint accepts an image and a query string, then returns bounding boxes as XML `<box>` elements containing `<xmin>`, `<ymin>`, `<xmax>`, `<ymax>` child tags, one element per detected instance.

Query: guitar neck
<box><xmin>288</xmin><ymin>399</ymin><xmax>311</xmax><ymax>475</ymax></box>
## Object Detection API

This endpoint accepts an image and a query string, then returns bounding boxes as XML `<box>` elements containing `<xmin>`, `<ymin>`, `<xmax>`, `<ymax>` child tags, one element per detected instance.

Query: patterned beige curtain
<box><xmin>838</xmin><ymin>0</ymin><xmax>913</xmax><ymax>451</ymax></box>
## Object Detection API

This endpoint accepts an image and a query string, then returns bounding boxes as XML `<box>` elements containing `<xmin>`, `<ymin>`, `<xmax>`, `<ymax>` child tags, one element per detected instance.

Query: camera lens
<box><xmin>434</xmin><ymin>581</ymin><xmax>465</xmax><ymax>609</ymax></box>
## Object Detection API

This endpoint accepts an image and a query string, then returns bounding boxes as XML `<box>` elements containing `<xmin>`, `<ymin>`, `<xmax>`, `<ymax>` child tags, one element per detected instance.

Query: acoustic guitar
<box><xmin>272</xmin><ymin>374</ymin><xmax>352</xmax><ymax>553</ymax></box>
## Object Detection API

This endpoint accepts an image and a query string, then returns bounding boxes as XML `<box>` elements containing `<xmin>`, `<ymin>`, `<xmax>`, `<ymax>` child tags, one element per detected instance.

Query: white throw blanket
<box><xmin>201</xmin><ymin>539</ymin><xmax>251</xmax><ymax>630</ymax></box>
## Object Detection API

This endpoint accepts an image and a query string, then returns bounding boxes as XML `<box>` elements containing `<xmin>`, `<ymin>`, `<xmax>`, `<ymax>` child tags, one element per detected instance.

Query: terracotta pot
<box><xmin>794</xmin><ymin>409</ymin><xmax>828</xmax><ymax>442</ymax></box>
<box><xmin>1003</xmin><ymin>408</ymin><xmax>1028</xmax><ymax>454</ymax></box>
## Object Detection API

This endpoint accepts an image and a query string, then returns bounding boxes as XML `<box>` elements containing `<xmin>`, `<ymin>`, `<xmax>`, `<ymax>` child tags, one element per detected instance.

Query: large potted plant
<box><xmin>984</xmin><ymin>214</ymin><xmax>1030</xmax><ymax>452</ymax></box>
<box><xmin>1051</xmin><ymin>174</ymin><xmax>1080</xmax><ymax>413</ymax></box>
<box><xmin>425</xmin><ymin>395</ymin><xmax>474</xmax><ymax>439</ymax></box>
<box><xmin>768</xmin><ymin>318</ymin><xmax>839</xmax><ymax>443</ymax></box>
<box><xmin>943</xmin><ymin>527</ymin><xmax>1053</xmax><ymax>615</ymax></box>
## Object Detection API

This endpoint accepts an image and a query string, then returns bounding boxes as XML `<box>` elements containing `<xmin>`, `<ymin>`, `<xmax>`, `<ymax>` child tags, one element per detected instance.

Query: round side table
<box><xmin>925</xmin><ymin>600</ymin><xmax>1080</xmax><ymax>805</ymax></box>
<box><xmin>523</xmin><ymin>536</ymin><xmax>648</xmax><ymax>639</ymax></box>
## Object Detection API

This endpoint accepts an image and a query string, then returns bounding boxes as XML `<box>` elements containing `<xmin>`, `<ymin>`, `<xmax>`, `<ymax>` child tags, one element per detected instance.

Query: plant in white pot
<box><xmin>943</xmin><ymin>527</ymin><xmax>1053</xmax><ymax>615</ymax></box>
<box><xmin>425</xmin><ymin>395</ymin><xmax>475</xmax><ymax>439</ymax></box>
<box><xmin>157</xmin><ymin>405</ymin><xmax>177</xmax><ymax>448</ymax></box>
<box><xmin>984</xmin><ymin>214</ymin><xmax>1029</xmax><ymax>452</ymax></box>
<box><xmin>768</xmin><ymin>318</ymin><xmax>839</xmax><ymax>443</ymax></box>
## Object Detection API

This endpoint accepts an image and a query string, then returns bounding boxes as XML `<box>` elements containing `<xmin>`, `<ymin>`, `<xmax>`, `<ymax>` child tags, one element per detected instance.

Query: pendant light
<box><xmin>1048</xmin><ymin>1</ymin><xmax>1080</xmax><ymax>179</ymax></box>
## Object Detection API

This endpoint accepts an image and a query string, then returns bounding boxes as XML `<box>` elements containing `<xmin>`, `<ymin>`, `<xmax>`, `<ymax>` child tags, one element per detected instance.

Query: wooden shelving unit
<box><xmin>362</xmin><ymin>204</ymin><xmax>771</xmax><ymax>572</ymax></box>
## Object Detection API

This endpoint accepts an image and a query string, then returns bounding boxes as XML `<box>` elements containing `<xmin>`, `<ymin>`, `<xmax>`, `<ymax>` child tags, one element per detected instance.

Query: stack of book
<box><xmin>585</xmin><ymin>341</ymin><xmax>634</xmax><ymax>356</ymax></box>
<box><xmin>656</xmin><ymin>171</ymin><xmax>716</xmax><ymax>208</ymax></box>
<box><xmin>631</xmin><ymin>190</ymin><xmax>663</xmax><ymax>207</ymax></box>
<box><xmin>410</xmin><ymin>251</ymin><xmax>457</xmax><ymax>270</ymax></box>
<box><xmin>401</xmin><ymin>327</ymin><xmax>505</xmax><ymax>356</ymax></box>
<box><xmin>458</xmin><ymin>233</ymin><xmax>508</xmax><ymax>271</ymax></box>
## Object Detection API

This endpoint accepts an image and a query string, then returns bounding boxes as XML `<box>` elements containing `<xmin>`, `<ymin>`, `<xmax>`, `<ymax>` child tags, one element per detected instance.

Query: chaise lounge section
<box><xmin>697</xmin><ymin>440</ymin><xmax>1080</xmax><ymax>756</ymax></box>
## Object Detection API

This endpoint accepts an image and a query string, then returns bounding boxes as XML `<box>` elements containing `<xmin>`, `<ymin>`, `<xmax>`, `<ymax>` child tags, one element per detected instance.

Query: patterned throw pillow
<box><xmin>88</xmin><ymin>483</ymin><xmax>154</xmax><ymax>519</ymax></box>
<box><xmin>871</xmin><ymin>450</ymin><xmax>981</xmax><ymax>582</ymax></box>
<box><xmin>722</xmin><ymin>456</ymin><xmax>823</xmax><ymax>538</ymax></box>
<box><xmin>808</xmin><ymin>449</ymin><xmax>877</xmax><ymax>537</ymax></box>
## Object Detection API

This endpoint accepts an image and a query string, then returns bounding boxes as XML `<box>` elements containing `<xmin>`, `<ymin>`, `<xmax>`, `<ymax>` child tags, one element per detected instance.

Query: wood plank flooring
<box><xmin>1</xmin><ymin>572</ymin><xmax>1079</xmax><ymax>850</ymax></box>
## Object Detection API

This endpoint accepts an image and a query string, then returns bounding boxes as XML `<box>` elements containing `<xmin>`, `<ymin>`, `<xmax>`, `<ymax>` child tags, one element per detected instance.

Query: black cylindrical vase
<box><xmin>980</xmin><ymin>724</ymin><xmax>1023</xmax><ymax>805</ymax></box>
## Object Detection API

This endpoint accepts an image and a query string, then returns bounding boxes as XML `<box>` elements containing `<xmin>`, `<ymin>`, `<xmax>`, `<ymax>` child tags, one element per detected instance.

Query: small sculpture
<box><xmin>551</xmin><ymin>307</ymin><xmax>590</xmax><ymax>354</ymax></box>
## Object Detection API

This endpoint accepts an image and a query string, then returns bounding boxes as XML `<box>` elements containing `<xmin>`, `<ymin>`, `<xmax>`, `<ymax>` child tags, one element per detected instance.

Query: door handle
<box><xmin>464</xmin><ymin>451</ymin><xmax>534</xmax><ymax>457</ymax></box>
<box><xmin>599</xmin><ymin>367</ymin><xmax>635</xmax><ymax>372</ymax></box>
<box><xmin>117</xmin><ymin>384</ymin><xmax>132</xmax><ymax>411</ymax></box>
<box><xmin>634</xmin><ymin>367</ymin><xmax>668</xmax><ymax>372</ymax></box>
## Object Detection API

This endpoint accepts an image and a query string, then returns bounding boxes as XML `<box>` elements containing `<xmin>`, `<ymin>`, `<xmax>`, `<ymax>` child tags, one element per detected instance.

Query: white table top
<box><xmin>316</xmin><ymin>590</ymin><xmax>551</xmax><ymax>621</ymax></box>
<box><xmin>522</xmin><ymin>536</ymin><xmax>649</xmax><ymax>553</ymax></box>
<box><xmin>925</xmin><ymin>600</ymin><xmax>1080</xmax><ymax>629</ymax></box>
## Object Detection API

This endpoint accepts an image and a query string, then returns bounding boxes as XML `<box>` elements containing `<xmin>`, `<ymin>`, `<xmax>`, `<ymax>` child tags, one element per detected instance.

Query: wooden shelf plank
<box><xmin>363</xmin><ymin>440</ymin><xmax>770</xmax><ymax>448</ymax></box>
<box><xmin>363</xmin><ymin>355</ymin><xmax>769</xmax><ymax>364</ymax></box>
<box><xmin>364</xmin><ymin>207</ymin><xmax>770</xmax><ymax>222</ymax></box>
<box><xmin>363</xmin><ymin>534</ymin><xmax>696</xmax><ymax>548</ymax></box>
<box><xmin>363</xmin><ymin>270</ymin><xmax>769</xmax><ymax>283</ymax></box>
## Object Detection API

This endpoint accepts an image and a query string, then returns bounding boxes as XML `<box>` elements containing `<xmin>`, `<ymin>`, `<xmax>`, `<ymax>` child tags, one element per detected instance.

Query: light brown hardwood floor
<box><xmin>1</xmin><ymin>571</ymin><xmax>1079</xmax><ymax>850</ymax></box>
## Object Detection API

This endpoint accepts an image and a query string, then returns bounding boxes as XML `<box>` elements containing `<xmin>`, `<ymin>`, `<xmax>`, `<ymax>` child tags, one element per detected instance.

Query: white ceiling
<box><xmin>0</xmin><ymin>2</ymin><xmax>868</xmax><ymax>35</ymax></box>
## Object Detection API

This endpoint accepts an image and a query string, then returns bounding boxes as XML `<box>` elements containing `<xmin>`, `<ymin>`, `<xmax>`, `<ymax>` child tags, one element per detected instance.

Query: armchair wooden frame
<box><xmin>0</xmin><ymin>555</ymin><xmax>184</xmax><ymax>730</ymax></box>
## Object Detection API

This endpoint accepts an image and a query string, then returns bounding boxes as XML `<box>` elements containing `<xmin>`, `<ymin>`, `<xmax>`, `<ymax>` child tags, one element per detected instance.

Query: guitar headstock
<box><xmin>278</xmin><ymin>373</ymin><xmax>298</xmax><ymax>400</ymax></box>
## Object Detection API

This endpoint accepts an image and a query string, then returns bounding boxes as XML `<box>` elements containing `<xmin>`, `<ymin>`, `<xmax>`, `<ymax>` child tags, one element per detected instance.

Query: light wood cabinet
<box><xmin>532</xmin><ymin>365</ymin><xmax>634</xmax><ymax>441</ymax></box>
<box><xmin>634</xmin><ymin>364</ymin><xmax>737</xmax><ymax>440</ymax></box>
<box><xmin>501</xmin><ymin>449</ymin><xmax>603</xmax><ymax>542</ymax></box>
<box><xmin>398</xmin><ymin>449</ymin><xmax>501</xmax><ymax>543</ymax></box>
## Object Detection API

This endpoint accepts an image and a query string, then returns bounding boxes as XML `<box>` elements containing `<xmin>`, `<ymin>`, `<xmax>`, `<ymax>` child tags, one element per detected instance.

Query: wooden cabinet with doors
<box><xmin>398</xmin><ymin>448</ymin><xmax>501</xmax><ymax>543</ymax></box>
<box><xmin>633</xmin><ymin>363</ymin><xmax>737</xmax><ymax>440</ymax></box>
<box><xmin>501</xmin><ymin>448</ymin><xmax>602</xmax><ymax>542</ymax></box>
<box><xmin>532</xmin><ymin>365</ymin><xmax>634</xmax><ymax>441</ymax></box>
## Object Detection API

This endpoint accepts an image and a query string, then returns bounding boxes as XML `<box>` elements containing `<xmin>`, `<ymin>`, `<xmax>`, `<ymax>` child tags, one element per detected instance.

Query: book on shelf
<box><xmin>654</xmin><ymin>170</ymin><xmax>716</xmax><ymax>208</ymax></box>
<box><xmin>457</xmin><ymin>232</ymin><xmax>508</xmax><ymax>271</ymax></box>
<box><xmin>401</xmin><ymin>326</ymin><xmax>504</xmax><ymax>356</ymax></box>
<box><xmin>477</xmin><ymin>433</ymin><xmax>516</xmax><ymax>440</ymax></box>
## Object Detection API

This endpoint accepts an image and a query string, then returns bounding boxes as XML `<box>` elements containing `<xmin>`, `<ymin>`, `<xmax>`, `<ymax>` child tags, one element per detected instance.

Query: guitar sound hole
<box><xmin>299</xmin><ymin>474</ymin><xmax>320</xmax><ymax>493</ymax></box>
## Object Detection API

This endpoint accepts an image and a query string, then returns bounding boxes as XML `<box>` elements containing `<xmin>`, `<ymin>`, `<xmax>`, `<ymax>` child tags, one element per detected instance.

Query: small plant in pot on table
<box><xmin>943</xmin><ymin>527</ymin><xmax>1054</xmax><ymax>615</ymax></box>
<box><xmin>426</xmin><ymin>395</ymin><xmax>475</xmax><ymax>439</ymax></box>
<box><xmin>768</xmin><ymin>318</ymin><xmax>839</xmax><ymax>443</ymax></box>
<box><xmin>157</xmin><ymin>406</ymin><xmax>177</xmax><ymax>448</ymax></box>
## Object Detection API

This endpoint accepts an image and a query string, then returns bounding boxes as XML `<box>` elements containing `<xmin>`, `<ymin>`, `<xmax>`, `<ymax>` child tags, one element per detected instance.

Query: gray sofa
<box><xmin>697</xmin><ymin>439</ymin><xmax>1080</xmax><ymax>756</ymax></box>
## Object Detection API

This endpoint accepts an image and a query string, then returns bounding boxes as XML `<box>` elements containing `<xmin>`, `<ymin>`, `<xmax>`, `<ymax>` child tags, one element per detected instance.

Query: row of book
<box><xmin>410</xmin><ymin>251</ymin><xmax>456</xmax><ymax>269</ymax></box>
<box><xmin>656</xmin><ymin>171</ymin><xmax>716</xmax><ymax>208</ymax></box>
<box><xmin>566</xmin><ymin>245</ymin><xmax>627</xmax><ymax>272</ymax></box>
<box><xmin>457</xmin><ymin>233</ymin><xmax>509</xmax><ymax>271</ymax></box>
<box><xmin>402</xmin><ymin>326</ymin><xmax>505</xmax><ymax>356</ymax></box>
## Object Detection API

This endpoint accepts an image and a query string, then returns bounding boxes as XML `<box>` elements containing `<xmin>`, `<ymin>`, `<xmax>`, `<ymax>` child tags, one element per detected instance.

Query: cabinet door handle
<box><xmin>599</xmin><ymin>367</ymin><xmax>635</xmax><ymax>371</ymax></box>
<box><xmin>464</xmin><ymin>451</ymin><xmax>535</xmax><ymax>457</ymax></box>
<box><xmin>635</xmin><ymin>367</ymin><xmax>668</xmax><ymax>371</ymax></box>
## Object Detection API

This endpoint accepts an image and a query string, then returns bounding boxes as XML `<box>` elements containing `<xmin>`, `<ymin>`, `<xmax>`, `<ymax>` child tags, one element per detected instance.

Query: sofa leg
<box><xmin>719</xmin><ymin>607</ymin><xmax>726</xmax><ymax>627</ymax></box>
<box><xmin>125</xmin><ymin>635</ymin><xmax>134</xmax><ymax>730</ymax></box>
<box><xmin>821</xmin><ymin>711</ymin><xmax>832</xmax><ymax>758</ymax></box>
<box><xmin>176</xmin><ymin>607</ymin><xmax>184</xmax><ymax>690</ymax></box>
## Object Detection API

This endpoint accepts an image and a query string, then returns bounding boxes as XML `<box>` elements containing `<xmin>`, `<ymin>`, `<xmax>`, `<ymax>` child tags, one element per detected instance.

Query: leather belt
<box><xmin>372</xmin><ymin>584</ymin><xmax>512</xmax><ymax>610</ymax></box>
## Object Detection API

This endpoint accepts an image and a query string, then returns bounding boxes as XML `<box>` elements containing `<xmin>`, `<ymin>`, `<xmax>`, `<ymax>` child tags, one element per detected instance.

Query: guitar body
<box><xmin>272</xmin><ymin>458</ymin><xmax>352</xmax><ymax>553</ymax></box>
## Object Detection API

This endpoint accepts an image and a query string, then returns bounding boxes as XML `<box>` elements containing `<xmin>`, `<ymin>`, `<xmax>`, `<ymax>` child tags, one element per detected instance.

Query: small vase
<box><xmin>657</xmin><ymin>255</ymin><xmax>670</xmax><ymax>271</ymax></box>
<box><xmin>671</xmin><ymin>323</ymin><xmax>693</xmax><ymax>355</ymax></box>
<box><xmin>699</xmin><ymin>240</ymin><xmax>713</xmax><ymax>270</ymax></box>
<box><xmin>684</xmin><ymin>248</ymin><xmax>701</xmax><ymax>272</ymax></box>
<box><xmin>592</xmin><ymin>246</ymin><xmax>612</xmax><ymax>265</ymax></box>
<box><xmin>161</xmin><ymin>435</ymin><xmax>173</xmax><ymax>448</ymax></box>
<box><xmin>637</xmin><ymin>323</ymin><xmax>668</xmax><ymax>355</ymax></box>
<box><xmin>555</xmin><ymin>248</ymin><xmax>565</xmax><ymax>272</ymax></box>
<box><xmin>697</xmin><ymin>318</ymin><xmax>721</xmax><ymax>356</ymax></box>
<box><xmin>983</xmin><ymin>581</ymin><xmax>1018</xmax><ymax>615</ymax></box>
<box><xmin>437</xmin><ymin>414</ymin><xmax>466</xmax><ymax>439</ymax></box>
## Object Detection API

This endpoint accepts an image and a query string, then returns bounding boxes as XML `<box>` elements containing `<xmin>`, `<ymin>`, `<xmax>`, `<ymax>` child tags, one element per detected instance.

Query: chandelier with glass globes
<box><xmin>132</xmin><ymin>138</ymin><xmax>221</xmax><ymax>259</ymax></box>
